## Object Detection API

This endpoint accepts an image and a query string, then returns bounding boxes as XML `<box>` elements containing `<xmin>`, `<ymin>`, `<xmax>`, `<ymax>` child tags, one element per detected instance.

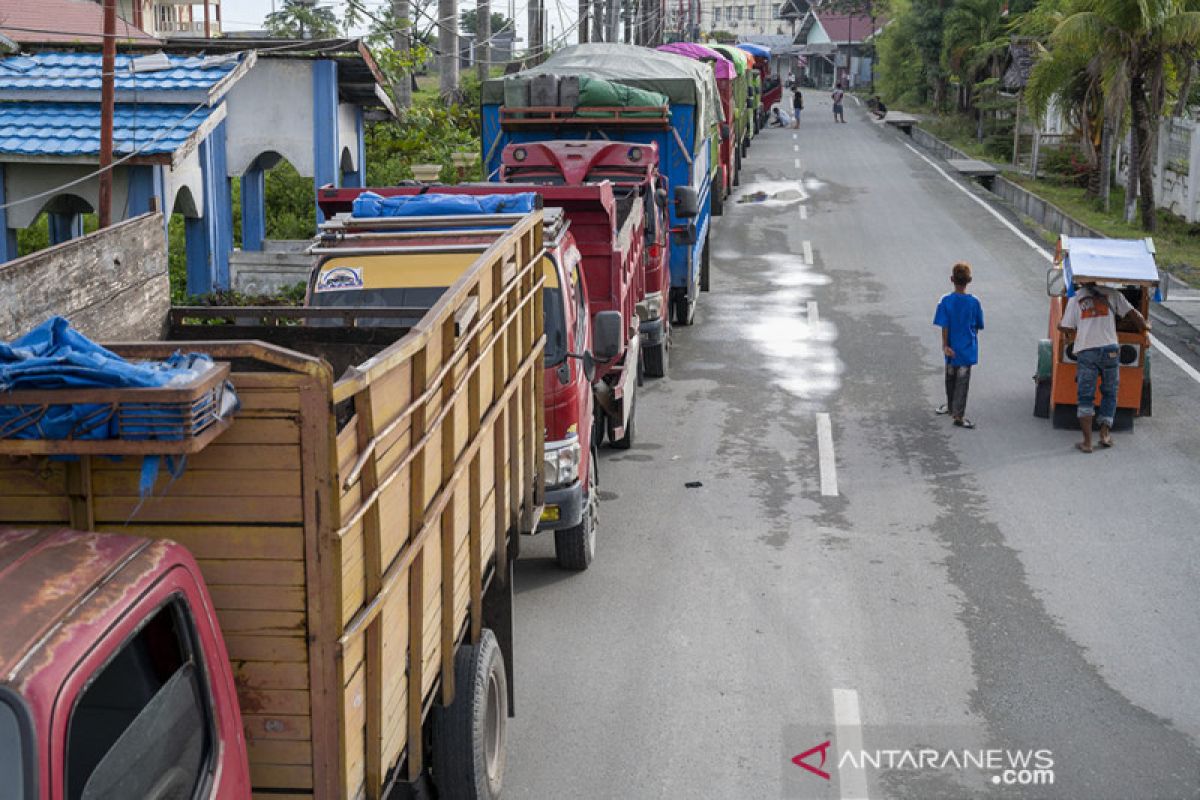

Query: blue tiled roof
<box><xmin>0</xmin><ymin>51</ymin><xmax>242</xmax><ymax>94</ymax></box>
<box><xmin>0</xmin><ymin>102</ymin><xmax>213</xmax><ymax>157</ymax></box>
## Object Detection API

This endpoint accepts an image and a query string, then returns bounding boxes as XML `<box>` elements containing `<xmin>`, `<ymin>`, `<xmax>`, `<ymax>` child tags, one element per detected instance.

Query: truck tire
<box><xmin>554</xmin><ymin>451</ymin><xmax>597</xmax><ymax>570</ymax></box>
<box><xmin>712</xmin><ymin>182</ymin><xmax>725</xmax><ymax>217</ymax></box>
<box><xmin>673</xmin><ymin>293</ymin><xmax>695</xmax><ymax>327</ymax></box>
<box><xmin>733</xmin><ymin>148</ymin><xmax>742</xmax><ymax>187</ymax></box>
<box><xmin>644</xmin><ymin>338</ymin><xmax>669</xmax><ymax>377</ymax></box>
<box><xmin>1034</xmin><ymin>379</ymin><xmax>1050</xmax><ymax>418</ymax></box>
<box><xmin>431</xmin><ymin>630</ymin><xmax>507</xmax><ymax>800</ymax></box>
<box><xmin>607</xmin><ymin>396</ymin><xmax>635</xmax><ymax>450</ymax></box>
<box><xmin>700</xmin><ymin>239</ymin><xmax>711</xmax><ymax>293</ymax></box>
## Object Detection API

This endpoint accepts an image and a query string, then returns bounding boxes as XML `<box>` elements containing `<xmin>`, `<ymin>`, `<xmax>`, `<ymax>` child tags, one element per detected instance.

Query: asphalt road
<box><xmin>507</xmin><ymin>93</ymin><xmax>1200</xmax><ymax>799</ymax></box>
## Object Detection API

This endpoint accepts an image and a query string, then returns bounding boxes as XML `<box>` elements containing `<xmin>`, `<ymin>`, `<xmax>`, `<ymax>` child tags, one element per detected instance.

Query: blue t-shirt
<box><xmin>933</xmin><ymin>292</ymin><xmax>984</xmax><ymax>366</ymax></box>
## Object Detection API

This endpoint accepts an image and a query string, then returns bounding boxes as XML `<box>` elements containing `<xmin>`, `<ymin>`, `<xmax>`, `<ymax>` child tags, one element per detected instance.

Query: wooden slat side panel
<box><xmin>101</xmin><ymin>525</ymin><xmax>305</xmax><ymax>560</ymax></box>
<box><xmin>0</xmin><ymin>460</ymin><xmax>68</xmax><ymax>495</ymax></box>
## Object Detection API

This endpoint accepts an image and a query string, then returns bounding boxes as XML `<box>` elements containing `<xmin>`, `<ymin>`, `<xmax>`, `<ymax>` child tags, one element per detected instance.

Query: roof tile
<box><xmin>0</xmin><ymin>102</ymin><xmax>212</xmax><ymax>158</ymax></box>
<box><xmin>0</xmin><ymin>51</ymin><xmax>243</xmax><ymax>96</ymax></box>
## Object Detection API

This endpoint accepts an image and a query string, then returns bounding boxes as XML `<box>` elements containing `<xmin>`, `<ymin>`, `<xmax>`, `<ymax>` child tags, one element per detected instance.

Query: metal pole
<box><xmin>99</xmin><ymin>0</ymin><xmax>116</xmax><ymax>229</ymax></box>
<box><xmin>203</xmin><ymin>0</ymin><xmax>211</xmax><ymax>38</ymax></box>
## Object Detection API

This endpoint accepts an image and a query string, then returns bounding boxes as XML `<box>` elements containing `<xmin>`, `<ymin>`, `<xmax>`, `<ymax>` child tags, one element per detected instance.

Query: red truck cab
<box><xmin>0</xmin><ymin>527</ymin><xmax>250</xmax><ymax>800</ymax></box>
<box><xmin>500</xmin><ymin>140</ymin><xmax>673</xmax><ymax>378</ymax></box>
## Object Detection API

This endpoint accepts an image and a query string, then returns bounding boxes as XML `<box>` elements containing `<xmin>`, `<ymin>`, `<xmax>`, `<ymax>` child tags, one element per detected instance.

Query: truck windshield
<box><xmin>309</xmin><ymin>287</ymin><xmax>446</xmax><ymax>327</ymax></box>
<box><xmin>0</xmin><ymin>690</ymin><xmax>30</xmax><ymax>800</ymax></box>
<box><xmin>544</xmin><ymin>287</ymin><xmax>567</xmax><ymax>367</ymax></box>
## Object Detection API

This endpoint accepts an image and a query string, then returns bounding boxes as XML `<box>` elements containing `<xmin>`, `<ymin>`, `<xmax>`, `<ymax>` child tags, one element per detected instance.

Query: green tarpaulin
<box><xmin>576</xmin><ymin>76</ymin><xmax>669</xmax><ymax>118</ymax></box>
<box><xmin>482</xmin><ymin>43</ymin><xmax>721</xmax><ymax>150</ymax></box>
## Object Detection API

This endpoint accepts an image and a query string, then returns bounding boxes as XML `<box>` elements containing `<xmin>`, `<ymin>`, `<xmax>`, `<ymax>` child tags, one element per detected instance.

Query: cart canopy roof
<box><xmin>1061</xmin><ymin>237</ymin><xmax>1160</xmax><ymax>285</ymax></box>
<box><xmin>482</xmin><ymin>43</ymin><xmax>721</xmax><ymax>146</ymax></box>
<box><xmin>656</xmin><ymin>42</ymin><xmax>736</xmax><ymax>80</ymax></box>
<box><xmin>737</xmin><ymin>43</ymin><xmax>771</xmax><ymax>57</ymax></box>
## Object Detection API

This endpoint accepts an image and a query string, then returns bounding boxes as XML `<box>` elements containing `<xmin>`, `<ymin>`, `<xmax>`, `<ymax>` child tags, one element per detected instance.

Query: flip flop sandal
<box><xmin>1098</xmin><ymin>438</ymin><xmax>1114</xmax><ymax>448</ymax></box>
<box><xmin>954</xmin><ymin>418</ymin><xmax>975</xmax><ymax>429</ymax></box>
<box><xmin>1075</xmin><ymin>442</ymin><xmax>1093</xmax><ymax>454</ymax></box>
<box><xmin>935</xmin><ymin>404</ymin><xmax>950</xmax><ymax>415</ymax></box>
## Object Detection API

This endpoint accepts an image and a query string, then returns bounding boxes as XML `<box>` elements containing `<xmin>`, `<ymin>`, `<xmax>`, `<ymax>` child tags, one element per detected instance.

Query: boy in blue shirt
<box><xmin>933</xmin><ymin>262</ymin><xmax>985</xmax><ymax>428</ymax></box>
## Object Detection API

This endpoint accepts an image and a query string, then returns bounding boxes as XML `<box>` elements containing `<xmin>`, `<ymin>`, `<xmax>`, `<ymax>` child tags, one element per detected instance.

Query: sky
<box><xmin>222</xmin><ymin>0</ymin><xmax>579</xmax><ymax>46</ymax></box>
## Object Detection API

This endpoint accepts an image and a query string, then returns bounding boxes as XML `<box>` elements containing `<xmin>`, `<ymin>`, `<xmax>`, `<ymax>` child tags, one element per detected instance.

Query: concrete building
<box><xmin>0</xmin><ymin>40</ymin><xmax>392</xmax><ymax>295</ymax></box>
<box><xmin>780</xmin><ymin>0</ymin><xmax>877</xmax><ymax>88</ymax></box>
<box><xmin>119</xmin><ymin>1</ymin><xmax>224</xmax><ymax>39</ymax></box>
<box><xmin>706</xmin><ymin>0</ymin><xmax>792</xmax><ymax>37</ymax></box>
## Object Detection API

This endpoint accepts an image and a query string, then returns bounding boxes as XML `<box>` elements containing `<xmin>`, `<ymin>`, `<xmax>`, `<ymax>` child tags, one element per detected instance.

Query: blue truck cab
<box><xmin>481</xmin><ymin>43</ymin><xmax>721</xmax><ymax>327</ymax></box>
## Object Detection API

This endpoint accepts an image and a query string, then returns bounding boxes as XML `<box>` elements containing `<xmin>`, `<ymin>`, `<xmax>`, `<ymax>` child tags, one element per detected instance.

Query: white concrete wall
<box><xmin>225</xmin><ymin>59</ymin><xmax>316</xmax><ymax>177</ymax></box>
<box><xmin>5</xmin><ymin>163</ymin><xmax>131</xmax><ymax>229</ymax></box>
<box><xmin>164</xmin><ymin>147</ymin><xmax>204</xmax><ymax>218</ymax></box>
<box><xmin>337</xmin><ymin>102</ymin><xmax>359</xmax><ymax>173</ymax></box>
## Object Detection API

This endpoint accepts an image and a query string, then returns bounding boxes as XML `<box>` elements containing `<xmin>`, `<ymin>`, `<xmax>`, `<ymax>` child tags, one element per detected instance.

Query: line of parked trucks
<box><xmin>0</xmin><ymin>41</ymin><xmax>783</xmax><ymax>800</ymax></box>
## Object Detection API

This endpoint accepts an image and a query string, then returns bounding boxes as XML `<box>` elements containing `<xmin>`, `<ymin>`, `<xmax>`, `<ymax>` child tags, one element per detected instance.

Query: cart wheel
<box><xmin>432</xmin><ymin>630</ymin><xmax>507</xmax><ymax>800</ymax></box>
<box><xmin>1051</xmin><ymin>402</ymin><xmax>1077</xmax><ymax>430</ymax></box>
<box><xmin>1111</xmin><ymin>408</ymin><xmax>1135</xmax><ymax>432</ymax></box>
<box><xmin>555</xmin><ymin>452</ymin><xmax>597</xmax><ymax>571</ymax></box>
<box><xmin>1140</xmin><ymin>379</ymin><xmax>1152</xmax><ymax>417</ymax></box>
<box><xmin>1034</xmin><ymin>379</ymin><xmax>1050</xmax><ymax>419</ymax></box>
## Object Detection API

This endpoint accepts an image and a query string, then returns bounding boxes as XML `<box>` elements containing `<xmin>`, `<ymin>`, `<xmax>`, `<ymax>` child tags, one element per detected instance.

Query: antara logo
<box><xmin>792</xmin><ymin>740</ymin><xmax>832</xmax><ymax>780</ymax></box>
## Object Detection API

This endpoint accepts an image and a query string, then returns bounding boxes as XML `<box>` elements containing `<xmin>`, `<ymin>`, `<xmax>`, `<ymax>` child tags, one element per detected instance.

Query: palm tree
<box><xmin>1051</xmin><ymin>0</ymin><xmax>1200</xmax><ymax>229</ymax></box>
<box><xmin>942</xmin><ymin>0</ymin><xmax>1008</xmax><ymax>121</ymax></box>
<box><xmin>265</xmin><ymin>0</ymin><xmax>340</xmax><ymax>39</ymax></box>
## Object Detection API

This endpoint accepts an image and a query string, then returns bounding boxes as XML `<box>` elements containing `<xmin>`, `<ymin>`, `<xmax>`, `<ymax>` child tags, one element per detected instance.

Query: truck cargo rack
<box><xmin>500</xmin><ymin>105</ymin><xmax>672</xmax><ymax>130</ymax></box>
<box><xmin>0</xmin><ymin>362</ymin><xmax>233</xmax><ymax>456</ymax></box>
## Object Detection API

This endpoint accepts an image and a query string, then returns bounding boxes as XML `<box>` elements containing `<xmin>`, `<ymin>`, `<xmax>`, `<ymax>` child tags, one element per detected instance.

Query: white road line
<box><xmin>833</xmin><ymin>689</ymin><xmax>869</xmax><ymax>800</ymax></box>
<box><xmin>816</xmin><ymin>413</ymin><xmax>838</xmax><ymax>496</ymax></box>
<box><xmin>903</xmin><ymin>141</ymin><xmax>1200</xmax><ymax>388</ymax></box>
<box><xmin>802</xmin><ymin>240</ymin><xmax>814</xmax><ymax>265</ymax></box>
<box><xmin>792</xmin><ymin>132</ymin><xmax>797</xmax><ymax>139</ymax></box>
<box><xmin>794</xmin><ymin>144</ymin><xmax>800</xmax><ymax>152</ymax></box>
<box><xmin>799</xmin><ymin>204</ymin><xmax>808</xmax><ymax>220</ymax></box>
<box><xmin>808</xmin><ymin>300</ymin><xmax>819</xmax><ymax>324</ymax></box>
<box><xmin>794</xmin><ymin>157</ymin><xmax>801</xmax><ymax>170</ymax></box>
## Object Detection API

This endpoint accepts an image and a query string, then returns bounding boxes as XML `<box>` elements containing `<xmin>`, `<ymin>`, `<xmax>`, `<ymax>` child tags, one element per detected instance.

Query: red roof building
<box><xmin>0</xmin><ymin>0</ymin><xmax>159</xmax><ymax>46</ymax></box>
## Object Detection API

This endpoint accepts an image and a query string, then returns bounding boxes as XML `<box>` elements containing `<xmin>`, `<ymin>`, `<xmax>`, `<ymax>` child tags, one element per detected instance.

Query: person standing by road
<box><xmin>1057</xmin><ymin>282</ymin><xmax>1150</xmax><ymax>452</ymax></box>
<box><xmin>831</xmin><ymin>85</ymin><xmax>846</xmax><ymax>123</ymax></box>
<box><xmin>934</xmin><ymin>262</ymin><xmax>985</xmax><ymax>429</ymax></box>
<box><xmin>792</xmin><ymin>86</ymin><xmax>804</xmax><ymax>129</ymax></box>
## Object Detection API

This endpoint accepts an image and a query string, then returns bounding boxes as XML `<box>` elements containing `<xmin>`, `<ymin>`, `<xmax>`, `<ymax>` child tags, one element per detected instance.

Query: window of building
<box><xmin>774</xmin><ymin>3</ymin><xmax>783</xmax><ymax>17</ymax></box>
<box><xmin>748</xmin><ymin>5</ymin><xmax>755</xmax><ymax>19</ymax></box>
<box><xmin>736</xmin><ymin>6</ymin><xmax>744</xmax><ymax>19</ymax></box>
<box><xmin>66</xmin><ymin>600</ymin><xmax>214</xmax><ymax>800</ymax></box>
<box><xmin>713</xmin><ymin>6</ymin><xmax>721</xmax><ymax>20</ymax></box>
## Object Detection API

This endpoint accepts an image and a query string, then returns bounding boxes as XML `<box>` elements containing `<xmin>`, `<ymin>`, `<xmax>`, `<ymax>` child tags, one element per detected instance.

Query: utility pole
<box><xmin>477</xmin><ymin>0</ymin><xmax>490</xmax><ymax>84</ymax></box>
<box><xmin>579</xmin><ymin>0</ymin><xmax>590</xmax><ymax>43</ymax></box>
<box><xmin>607</xmin><ymin>0</ymin><xmax>619</xmax><ymax>43</ymax></box>
<box><xmin>392</xmin><ymin>0</ymin><xmax>412</xmax><ymax>108</ymax></box>
<box><xmin>528</xmin><ymin>0</ymin><xmax>544</xmax><ymax>61</ymax></box>
<box><xmin>203</xmin><ymin>0</ymin><xmax>211</xmax><ymax>38</ymax></box>
<box><xmin>99</xmin><ymin>0</ymin><xmax>116</xmax><ymax>229</ymax></box>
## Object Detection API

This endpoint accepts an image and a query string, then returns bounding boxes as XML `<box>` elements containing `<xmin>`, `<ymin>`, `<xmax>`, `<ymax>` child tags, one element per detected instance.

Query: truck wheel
<box><xmin>700</xmin><ymin>239</ymin><xmax>711</xmax><ymax>293</ymax></box>
<box><xmin>554</xmin><ymin>452</ymin><xmax>597</xmax><ymax>570</ymax></box>
<box><xmin>1033</xmin><ymin>379</ymin><xmax>1050</xmax><ymax>418</ymax></box>
<box><xmin>432</xmin><ymin>629</ymin><xmax>507</xmax><ymax>800</ymax></box>
<box><xmin>644</xmin><ymin>339</ymin><xmax>669</xmax><ymax>377</ymax></box>
<box><xmin>673</xmin><ymin>293</ymin><xmax>695</xmax><ymax>327</ymax></box>
<box><xmin>733</xmin><ymin>148</ymin><xmax>742</xmax><ymax>187</ymax></box>
<box><xmin>607</xmin><ymin>397</ymin><xmax>635</xmax><ymax>450</ymax></box>
<box><xmin>712</xmin><ymin>183</ymin><xmax>725</xmax><ymax>217</ymax></box>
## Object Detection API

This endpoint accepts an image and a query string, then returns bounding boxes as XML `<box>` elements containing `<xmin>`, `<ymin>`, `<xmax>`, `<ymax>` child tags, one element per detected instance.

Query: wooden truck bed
<box><xmin>0</xmin><ymin>211</ymin><xmax>546</xmax><ymax>798</ymax></box>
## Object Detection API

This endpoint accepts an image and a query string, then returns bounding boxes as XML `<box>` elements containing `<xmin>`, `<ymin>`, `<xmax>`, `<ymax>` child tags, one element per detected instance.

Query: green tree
<box><xmin>1052</xmin><ymin>0</ymin><xmax>1200</xmax><ymax>229</ymax></box>
<box><xmin>265</xmin><ymin>0</ymin><xmax>341</xmax><ymax>39</ymax></box>
<box><xmin>941</xmin><ymin>0</ymin><xmax>1008</xmax><ymax>115</ymax></box>
<box><xmin>460</xmin><ymin>9</ymin><xmax>513</xmax><ymax>35</ymax></box>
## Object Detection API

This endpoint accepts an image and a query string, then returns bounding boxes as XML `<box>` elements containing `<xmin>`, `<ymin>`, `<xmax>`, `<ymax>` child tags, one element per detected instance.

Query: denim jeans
<box><xmin>945</xmin><ymin>365</ymin><xmax>971</xmax><ymax>418</ymax></box>
<box><xmin>1076</xmin><ymin>344</ymin><xmax>1120</xmax><ymax>427</ymax></box>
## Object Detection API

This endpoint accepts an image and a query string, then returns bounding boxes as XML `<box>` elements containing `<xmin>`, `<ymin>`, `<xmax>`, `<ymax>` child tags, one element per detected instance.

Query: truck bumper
<box><xmin>639</xmin><ymin>316</ymin><xmax>665</xmax><ymax>348</ymax></box>
<box><xmin>535</xmin><ymin>480</ymin><xmax>584</xmax><ymax>532</ymax></box>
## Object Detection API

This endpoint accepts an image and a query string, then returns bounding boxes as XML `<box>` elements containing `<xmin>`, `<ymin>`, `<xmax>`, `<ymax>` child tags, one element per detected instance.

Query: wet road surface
<box><xmin>507</xmin><ymin>93</ymin><xmax>1200</xmax><ymax>799</ymax></box>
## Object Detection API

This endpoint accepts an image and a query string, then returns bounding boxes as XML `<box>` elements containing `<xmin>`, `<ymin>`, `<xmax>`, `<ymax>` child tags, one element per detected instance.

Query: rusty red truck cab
<box><xmin>0</xmin><ymin>527</ymin><xmax>250</xmax><ymax>800</ymax></box>
<box><xmin>500</xmin><ymin>139</ymin><xmax>673</xmax><ymax>378</ymax></box>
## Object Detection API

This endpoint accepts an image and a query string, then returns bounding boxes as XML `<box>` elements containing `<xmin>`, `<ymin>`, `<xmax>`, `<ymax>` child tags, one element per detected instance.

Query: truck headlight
<box><xmin>543</xmin><ymin>437</ymin><xmax>581</xmax><ymax>489</ymax></box>
<box><xmin>637</xmin><ymin>291</ymin><xmax>663</xmax><ymax>322</ymax></box>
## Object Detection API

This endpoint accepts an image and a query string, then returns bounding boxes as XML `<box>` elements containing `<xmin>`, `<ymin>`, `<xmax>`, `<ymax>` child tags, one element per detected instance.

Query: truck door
<box><xmin>53</xmin><ymin>569</ymin><xmax>245</xmax><ymax>800</ymax></box>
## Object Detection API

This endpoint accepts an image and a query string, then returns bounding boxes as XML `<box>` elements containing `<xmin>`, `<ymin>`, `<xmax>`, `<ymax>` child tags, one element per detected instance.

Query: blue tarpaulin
<box><xmin>351</xmin><ymin>191</ymin><xmax>539</xmax><ymax>218</ymax></box>
<box><xmin>0</xmin><ymin>317</ymin><xmax>232</xmax><ymax>442</ymax></box>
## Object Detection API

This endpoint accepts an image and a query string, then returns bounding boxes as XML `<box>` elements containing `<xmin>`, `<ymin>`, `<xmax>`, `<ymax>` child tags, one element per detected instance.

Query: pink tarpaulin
<box><xmin>656</xmin><ymin>43</ymin><xmax>736</xmax><ymax>81</ymax></box>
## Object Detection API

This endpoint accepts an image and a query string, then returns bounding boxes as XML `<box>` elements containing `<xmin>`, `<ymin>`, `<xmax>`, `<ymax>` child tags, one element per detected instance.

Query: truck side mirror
<box><xmin>674</xmin><ymin>186</ymin><xmax>699</xmax><ymax>218</ymax></box>
<box><xmin>591</xmin><ymin>310</ymin><xmax>623</xmax><ymax>362</ymax></box>
<box><xmin>1046</xmin><ymin>268</ymin><xmax>1066</xmax><ymax>297</ymax></box>
<box><xmin>671</xmin><ymin>222</ymin><xmax>697</xmax><ymax>246</ymax></box>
